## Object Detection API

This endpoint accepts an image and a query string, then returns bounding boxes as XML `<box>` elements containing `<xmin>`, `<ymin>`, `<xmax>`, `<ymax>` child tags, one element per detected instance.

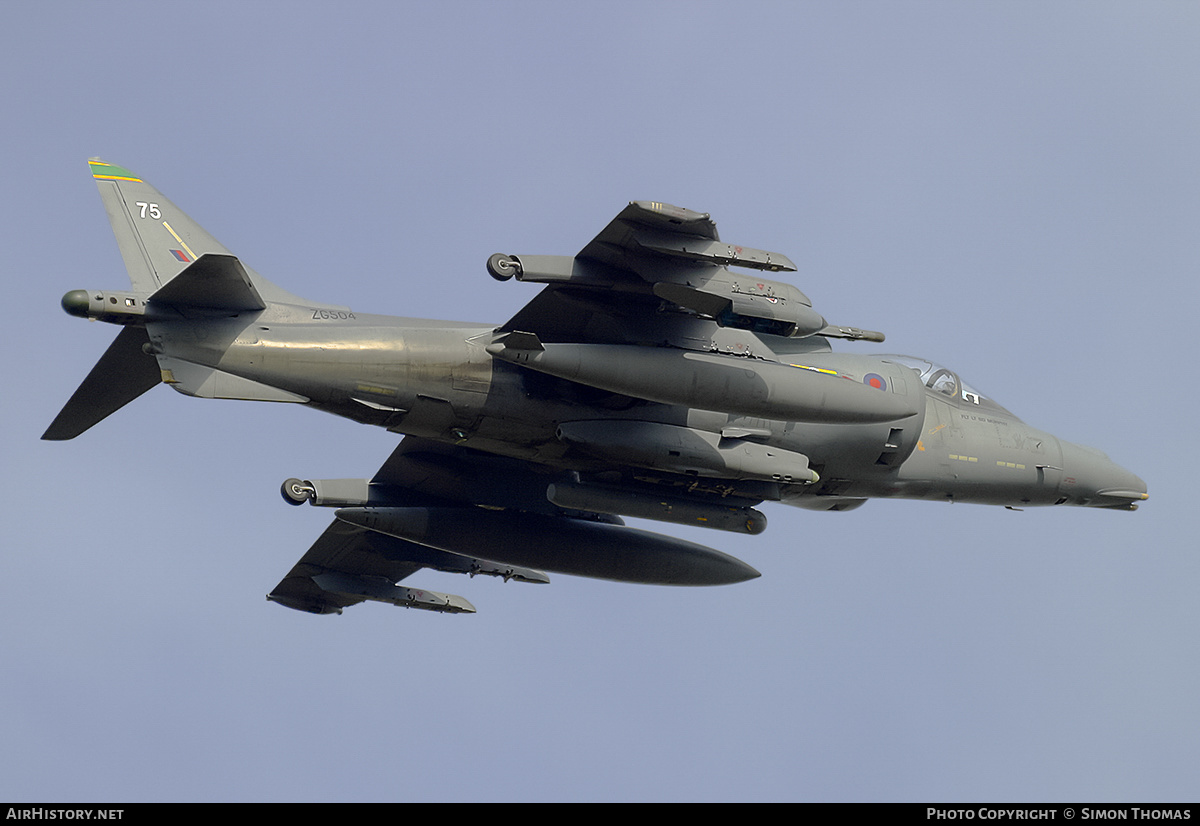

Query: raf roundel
<box><xmin>863</xmin><ymin>372</ymin><xmax>887</xmax><ymax>391</ymax></box>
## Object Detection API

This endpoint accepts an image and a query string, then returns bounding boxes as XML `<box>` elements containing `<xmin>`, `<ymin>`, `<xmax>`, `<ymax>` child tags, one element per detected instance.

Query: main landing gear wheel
<box><xmin>487</xmin><ymin>253</ymin><xmax>521</xmax><ymax>281</ymax></box>
<box><xmin>281</xmin><ymin>478</ymin><xmax>315</xmax><ymax>505</ymax></box>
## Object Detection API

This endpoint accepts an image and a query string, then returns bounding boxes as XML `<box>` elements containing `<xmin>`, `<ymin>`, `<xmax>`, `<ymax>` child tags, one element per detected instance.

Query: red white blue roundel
<box><xmin>864</xmin><ymin>373</ymin><xmax>887</xmax><ymax>391</ymax></box>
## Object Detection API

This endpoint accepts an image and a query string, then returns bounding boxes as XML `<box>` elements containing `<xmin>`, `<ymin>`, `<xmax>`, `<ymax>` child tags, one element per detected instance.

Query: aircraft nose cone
<box><xmin>1058</xmin><ymin>440</ymin><xmax>1148</xmax><ymax>510</ymax></box>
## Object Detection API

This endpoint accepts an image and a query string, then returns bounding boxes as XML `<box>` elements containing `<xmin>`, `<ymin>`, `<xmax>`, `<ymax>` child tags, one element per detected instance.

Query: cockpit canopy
<box><xmin>881</xmin><ymin>355</ymin><xmax>1018</xmax><ymax>420</ymax></box>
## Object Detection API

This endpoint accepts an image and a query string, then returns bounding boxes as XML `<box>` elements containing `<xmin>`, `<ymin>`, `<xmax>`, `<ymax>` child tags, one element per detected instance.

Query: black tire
<box><xmin>281</xmin><ymin>478</ymin><xmax>313</xmax><ymax>505</ymax></box>
<box><xmin>487</xmin><ymin>253</ymin><xmax>519</xmax><ymax>281</ymax></box>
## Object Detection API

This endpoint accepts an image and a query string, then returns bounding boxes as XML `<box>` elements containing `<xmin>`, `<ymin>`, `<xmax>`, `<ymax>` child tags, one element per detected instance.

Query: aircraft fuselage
<box><xmin>142</xmin><ymin>302</ymin><xmax>1143</xmax><ymax>516</ymax></box>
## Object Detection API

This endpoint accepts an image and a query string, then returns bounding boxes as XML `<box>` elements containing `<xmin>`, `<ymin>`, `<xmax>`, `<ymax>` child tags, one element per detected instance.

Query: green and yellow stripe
<box><xmin>88</xmin><ymin>159</ymin><xmax>142</xmax><ymax>182</ymax></box>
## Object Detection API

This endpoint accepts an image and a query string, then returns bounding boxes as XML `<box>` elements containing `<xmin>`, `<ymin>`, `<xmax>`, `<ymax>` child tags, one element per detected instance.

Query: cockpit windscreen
<box><xmin>882</xmin><ymin>355</ymin><xmax>1018</xmax><ymax>420</ymax></box>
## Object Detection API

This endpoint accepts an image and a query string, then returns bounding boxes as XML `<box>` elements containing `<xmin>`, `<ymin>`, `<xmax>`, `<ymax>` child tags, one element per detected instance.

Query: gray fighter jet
<box><xmin>44</xmin><ymin>160</ymin><xmax>1148</xmax><ymax>616</ymax></box>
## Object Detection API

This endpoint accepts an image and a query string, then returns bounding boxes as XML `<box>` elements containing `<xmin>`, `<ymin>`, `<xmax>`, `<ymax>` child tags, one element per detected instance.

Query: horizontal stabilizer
<box><xmin>149</xmin><ymin>253</ymin><xmax>266</xmax><ymax>312</ymax></box>
<box><xmin>42</xmin><ymin>327</ymin><xmax>161</xmax><ymax>440</ymax></box>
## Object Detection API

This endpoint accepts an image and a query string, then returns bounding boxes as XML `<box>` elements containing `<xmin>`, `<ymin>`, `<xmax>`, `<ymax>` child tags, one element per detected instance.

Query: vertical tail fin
<box><xmin>89</xmin><ymin>159</ymin><xmax>234</xmax><ymax>293</ymax></box>
<box><xmin>88</xmin><ymin>158</ymin><xmax>312</xmax><ymax>305</ymax></box>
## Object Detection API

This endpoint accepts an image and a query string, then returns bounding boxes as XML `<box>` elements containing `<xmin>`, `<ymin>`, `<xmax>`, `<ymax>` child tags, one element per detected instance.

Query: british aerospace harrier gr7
<box><xmin>44</xmin><ymin>160</ymin><xmax>1148</xmax><ymax>616</ymax></box>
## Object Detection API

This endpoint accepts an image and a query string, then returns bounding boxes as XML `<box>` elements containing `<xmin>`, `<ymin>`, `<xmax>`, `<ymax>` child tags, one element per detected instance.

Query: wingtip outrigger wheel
<box><xmin>281</xmin><ymin>478</ymin><xmax>316</xmax><ymax>505</ymax></box>
<box><xmin>487</xmin><ymin>253</ymin><xmax>521</xmax><ymax>281</ymax></box>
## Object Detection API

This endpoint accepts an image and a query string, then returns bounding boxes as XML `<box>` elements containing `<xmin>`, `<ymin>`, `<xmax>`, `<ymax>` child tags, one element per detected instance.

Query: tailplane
<box><xmin>42</xmin><ymin>326</ymin><xmax>161</xmax><ymax>440</ymax></box>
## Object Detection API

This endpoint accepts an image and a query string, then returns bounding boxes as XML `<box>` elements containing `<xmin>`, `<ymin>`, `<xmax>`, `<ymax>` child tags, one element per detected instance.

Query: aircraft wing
<box><xmin>497</xmin><ymin>201</ymin><xmax>881</xmax><ymax>345</ymax></box>
<box><xmin>574</xmin><ymin>201</ymin><xmax>788</xmax><ymax>273</ymax></box>
<box><xmin>266</xmin><ymin>435</ymin><xmax>760</xmax><ymax>615</ymax></box>
<box><xmin>266</xmin><ymin>519</ymin><xmax>439</xmax><ymax>614</ymax></box>
<box><xmin>266</xmin><ymin>437</ymin><xmax>557</xmax><ymax>615</ymax></box>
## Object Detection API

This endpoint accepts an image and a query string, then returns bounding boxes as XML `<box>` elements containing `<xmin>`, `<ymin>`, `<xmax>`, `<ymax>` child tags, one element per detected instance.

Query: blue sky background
<box><xmin>2</xmin><ymin>1</ymin><xmax>1196</xmax><ymax>802</ymax></box>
